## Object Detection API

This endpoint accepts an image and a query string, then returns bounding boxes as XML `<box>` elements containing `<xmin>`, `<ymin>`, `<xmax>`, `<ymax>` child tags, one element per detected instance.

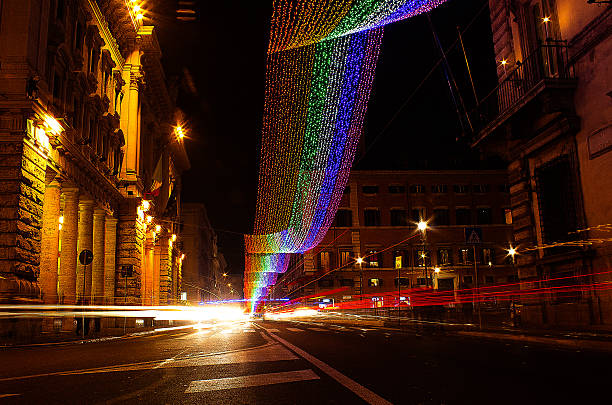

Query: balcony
<box><xmin>472</xmin><ymin>42</ymin><xmax>576</xmax><ymax>146</ymax></box>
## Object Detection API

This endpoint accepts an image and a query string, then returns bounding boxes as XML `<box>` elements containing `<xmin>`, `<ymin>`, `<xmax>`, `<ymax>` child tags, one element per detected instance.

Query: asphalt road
<box><xmin>0</xmin><ymin>319</ymin><xmax>610</xmax><ymax>404</ymax></box>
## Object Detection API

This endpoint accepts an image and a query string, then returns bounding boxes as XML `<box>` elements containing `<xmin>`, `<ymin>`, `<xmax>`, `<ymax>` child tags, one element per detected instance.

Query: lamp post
<box><xmin>417</xmin><ymin>220</ymin><xmax>428</xmax><ymax>285</ymax></box>
<box><xmin>356</xmin><ymin>257</ymin><xmax>364</xmax><ymax>310</ymax></box>
<box><xmin>508</xmin><ymin>245</ymin><xmax>518</xmax><ymax>327</ymax></box>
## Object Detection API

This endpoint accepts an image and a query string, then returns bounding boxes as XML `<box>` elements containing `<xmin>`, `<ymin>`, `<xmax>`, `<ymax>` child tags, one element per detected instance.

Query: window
<box><xmin>463</xmin><ymin>275</ymin><xmax>473</xmax><ymax>284</ymax></box>
<box><xmin>367</xmin><ymin>250</ymin><xmax>381</xmax><ymax>268</ymax></box>
<box><xmin>364</xmin><ymin>209</ymin><xmax>380</xmax><ymax>226</ymax></box>
<box><xmin>409</xmin><ymin>184</ymin><xmax>425</xmax><ymax>193</ymax></box>
<box><xmin>415</xmin><ymin>250</ymin><xmax>430</xmax><ymax>267</ymax></box>
<box><xmin>318</xmin><ymin>251</ymin><xmax>331</xmax><ymax>270</ymax></box>
<box><xmin>431</xmin><ymin>184</ymin><xmax>447</xmax><ymax>193</ymax></box>
<box><xmin>411</xmin><ymin>207</ymin><xmax>426</xmax><ymax>223</ymax></box>
<box><xmin>343</xmin><ymin>186</ymin><xmax>350</xmax><ymax>194</ymax></box>
<box><xmin>507</xmin><ymin>275</ymin><xmax>519</xmax><ymax>283</ymax></box>
<box><xmin>340</xmin><ymin>279</ymin><xmax>354</xmax><ymax>287</ymax></box>
<box><xmin>318</xmin><ymin>279</ymin><xmax>333</xmax><ymax>288</ymax></box>
<box><xmin>456</xmin><ymin>208</ymin><xmax>471</xmax><ymax>225</ymax></box>
<box><xmin>482</xmin><ymin>248</ymin><xmax>495</xmax><ymax>265</ymax></box>
<box><xmin>458</xmin><ymin>248</ymin><xmax>474</xmax><ymax>264</ymax></box>
<box><xmin>535</xmin><ymin>156</ymin><xmax>579</xmax><ymax>248</ymax></box>
<box><xmin>499</xmin><ymin>184</ymin><xmax>510</xmax><ymax>193</ymax></box>
<box><xmin>335</xmin><ymin>209</ymin><xmax>352</xmax><ymax>227</ymax></box>
<box><xmin>453</xmin><ymin>184</ymin><xmax>469</xmax><ymax>194</ymax></box>
<box><xmin>362</xmin><ymin>185</ymin><xmax>379</xmax><ymax>194</ymax></box>
<box><xmin>485</xmin><ymin>276</ymin><xmax>494</xmax><ymax>284</ymax></box>
<box><xmin>437</xmin><ymin>248</ymin><xmax>452</xmax><ymax>265</ymax></box>
<box><xmin>433</xmin><ymin>209</ymin><xmax>450</xmax><ymax>226</ymax></box>
<box><xmin>390</xmin><ymin>209</ymin><xmax>408</xmax><ymax>226</ymax></box>
<box><xmin>388</xmin><ymin>185</ymin><xmax>405</xmax><ymax>194</ymax></box>
<box><xmin>340</xmin><ymin>250</ymin><xmax>352</xmax><ymax>266</ymax></box>
<box><xmin>52</xmin><ymin>73</ymin><xmax>62</xmax><ymax>100</ymax></box>
<box><xmin>394</xmin><ymin>278</ymin><xmax>410</xmax><ymax>287</ymax></box>
<box><xmin>477</xmin><ymin>208</ymin><xmax>492</xmax><ymax>225</ymax></box>
<box><xmin>393</xmin><ymin>250</ymin><xmax>408</xmax><ymax>269</ymax></box>
<box><xmin>473</xmin><ymin>184</ymin><xmax>490</xmax><ymax>193</ymax></box>
<box><xmin>368</xmin><ymin>278</ymin><xmax>383</xmax><ymax>287</ymax></box>
<box><xmin>416</xmin><ymin>277</ymin><xmax>428</xmax><ymax>286</ymax></box>
<box><xmin>504</xmin><ymin>208</ymin><xmax>513</xmax><ymax>225</ymax></box>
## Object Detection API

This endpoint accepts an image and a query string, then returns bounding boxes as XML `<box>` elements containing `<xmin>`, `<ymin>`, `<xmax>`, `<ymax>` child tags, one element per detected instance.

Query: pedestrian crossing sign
<box><xmin>464</xmin><ymin>227</ymin><xmax>482</xmax><ymax>244</ymax></box>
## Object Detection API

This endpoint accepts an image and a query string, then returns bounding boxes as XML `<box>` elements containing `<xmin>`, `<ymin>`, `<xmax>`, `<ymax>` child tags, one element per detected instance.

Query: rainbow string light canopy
<box><xmin>245</xmin><ymin>0</ymin><xmax>447</xmax><ymax>311</ymax></box>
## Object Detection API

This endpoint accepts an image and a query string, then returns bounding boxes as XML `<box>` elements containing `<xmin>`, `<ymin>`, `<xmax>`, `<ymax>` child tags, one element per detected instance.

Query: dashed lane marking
<box><xmin>185</xmin><ymin>369</ymin><xmax>319</xmax><ymax>393</ymax></box>
<box><xmin>308</xmin><ymin>328</ymin><xmax>328</xmax><ymax>332</ymax></box>
<box><xmin>243</xmin><ymin>329</ymin><xmax>256</xmax><ymax>333</ymax></box>
<box><xmin>286</xmin><ymin>328</ymin><xmax>304</xmax><ymax>332</ymax></box>
<box><xmin>265</xmin><ymin>328</ymin><xmax>280</xmax><ymax>332</ymax></box>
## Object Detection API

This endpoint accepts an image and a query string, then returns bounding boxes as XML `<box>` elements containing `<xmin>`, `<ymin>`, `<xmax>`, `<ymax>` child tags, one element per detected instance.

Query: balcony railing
<box><xmin>472</xmin><ymin>42</ymin><xmax>575</xmax><ymax>142</ymax></box>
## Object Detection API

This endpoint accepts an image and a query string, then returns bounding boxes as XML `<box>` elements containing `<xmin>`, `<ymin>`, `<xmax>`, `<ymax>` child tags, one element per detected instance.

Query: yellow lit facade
<box><xmin>0</xmin><ymin>0</ymin><xmax>189</xmax><ymax>309</ymax></box>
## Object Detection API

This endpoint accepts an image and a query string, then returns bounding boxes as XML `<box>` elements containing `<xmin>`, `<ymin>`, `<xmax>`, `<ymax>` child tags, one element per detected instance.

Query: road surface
<box><xmin>0</xmin><ymin>319</ymin><xmax>609</xmax><ymax>404</ymax></box>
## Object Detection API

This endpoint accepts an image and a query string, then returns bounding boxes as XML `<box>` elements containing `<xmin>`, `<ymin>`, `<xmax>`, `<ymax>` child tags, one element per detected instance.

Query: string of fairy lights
<box><xmin>244</xmin><ymin>0</ymin><xmax>451</xmax><ymax>312</ymax></box>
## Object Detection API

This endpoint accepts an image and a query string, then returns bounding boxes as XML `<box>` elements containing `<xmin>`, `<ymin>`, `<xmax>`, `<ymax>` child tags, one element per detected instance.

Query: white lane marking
<box><xmin>308</xmin><ymin>328</ymin><xmax>328</xmax><ymax>332</ymax></box>
<box><xmin>243</xmin><ymin>329</ymin><xmax>256</xmax><ymax>333</ymax></box>
<box><xmin>286</xmin><ymin>328</ymin><xmax>303</xmax><ymax>332</ymax></box>
<box><xmin>265</xmin><ymin>328</ymin><xmax>280</xmax><ymax>332</ymax></box>
<box><xmin>265</xmin><ymin>332</ymin><xmax>392</xmax><ymax>405</ymax></box>
<box><xmin>185</xmin><ymin>369</ymin><xmax>319</xmax><ymax>393</ymax></box>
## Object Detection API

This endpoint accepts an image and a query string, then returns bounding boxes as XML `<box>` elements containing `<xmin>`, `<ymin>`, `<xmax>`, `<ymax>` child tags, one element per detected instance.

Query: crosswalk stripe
<box><xmin>286</xmin><ymin>328</ymin><xmax>303</xmax><ymax>332</ymax></box>
<box><xmin>308</xmin><ymin>328</ymin><xmax>328</xmax><ymax>332</ymax></box>
<box><xmin>265</xmin><ymin>328</ymin><xmax>280</xmax><ymax>332</ymax></box>
<box><xmin>185</xmin><ymin>369</ymin><xmax>319</xmax><ymax>393</ymax></box>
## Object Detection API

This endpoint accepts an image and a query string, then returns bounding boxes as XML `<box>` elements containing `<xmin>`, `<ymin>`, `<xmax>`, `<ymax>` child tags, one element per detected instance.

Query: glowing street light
<box><xmin>542</xmin><ymin>16</ymin><xmax>550</xmax><ymax>23</ymax></box>
<box><xmin>417</xmin><ymin>220</ymin><xmax>428</xmax><ymax>232</ymax></box>
<box><xmin>174</xmin><ymin>125</ymin><xmax>185</xmax><ymax>140</ymax></box>
<box><xmin>155</xmin><ymin>224</ymin><xmax>161</xmax><ymax>233</ymax></box>
<box><xmin>171</xmin><ymin>234</ymin><xmax>177</xmax><ymax>242</ymax></box>
<box><xmin>434</xmin><ymin>267</ymin><xmax>441</xmax><ymax>273</ymax></box>
<box><xmin>141</xmin><ymin>200</ymin><xmax>151</xmax><ymax>212</ymax></box>
<box><xmin>223</xmin><ymin>273</ymin><xmax>228</xmax><ymax>277</ymax></box>
<box><xmin>355</xmin><ymin>257</ymin><xmax>364</xmax><ymax>265</ymax></box>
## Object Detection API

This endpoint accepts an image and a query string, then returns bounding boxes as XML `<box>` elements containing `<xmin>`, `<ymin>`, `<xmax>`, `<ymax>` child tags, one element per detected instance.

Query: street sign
<box><xmin>464</xmin><ymin>227</ymin><xmax>483</xmax><ymax>244</ymax></box>
<box><xmin>78</xmin><ymin>249</ymin><xmax>93</xmax><ymax>266</ymax></box>
<box><xmin>121</xmin><ymin>265</ymin><xmax>134</xmax><ymax>277</ymax></box>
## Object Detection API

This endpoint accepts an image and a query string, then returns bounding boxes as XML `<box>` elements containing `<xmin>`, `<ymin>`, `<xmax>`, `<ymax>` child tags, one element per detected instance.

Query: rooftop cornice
<box><xmin>87</xmin><ymin>0</ymin><xmax>125</xmax><ymax>68</ymax></box>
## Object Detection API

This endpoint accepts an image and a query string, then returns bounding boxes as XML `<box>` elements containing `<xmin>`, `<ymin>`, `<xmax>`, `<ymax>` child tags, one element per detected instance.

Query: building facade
<box><xmin>270</xmin><ymin>170</ymin><xmax>516</xmax><ymax>309</ymax></box>
<box><xmin>473</xmin><ymin>0</ymin><xmax>611</xmax><ymax>327</ymax></box>
<box><xmin>0</xmin><ymin>0</ymin><xmax>189</xmax><ymax>310</ymax></box>
<box><xmin>181</xmin><ymin>203</ymin><xmax>226</xmax><ymax>303</ymax></box>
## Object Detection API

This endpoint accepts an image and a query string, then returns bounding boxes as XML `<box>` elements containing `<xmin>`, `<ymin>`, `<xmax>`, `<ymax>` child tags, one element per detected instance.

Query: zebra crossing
<box><xmin>180</xmin><ymin>326</ymin><xmax>391</xmax><ymax>404</ymax></box>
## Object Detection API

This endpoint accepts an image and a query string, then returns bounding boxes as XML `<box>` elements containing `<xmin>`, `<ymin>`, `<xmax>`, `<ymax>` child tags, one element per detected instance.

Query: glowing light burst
<box><xmin>245</xmin><ymin>0</ymin><xmax>447</xmax><ymax>311</ymax></box>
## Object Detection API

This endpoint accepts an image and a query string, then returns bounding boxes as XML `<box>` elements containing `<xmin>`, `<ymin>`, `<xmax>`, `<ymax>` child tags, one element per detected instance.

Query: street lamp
<box><xmin>417</xmin><ymin>220</ymin><xmax>428</xmax><ymax>233</ymax></box>
<box><xmin>355</xmin><ymin>257</ymin><xmax>364</xmax><ymax>299</ymax></box>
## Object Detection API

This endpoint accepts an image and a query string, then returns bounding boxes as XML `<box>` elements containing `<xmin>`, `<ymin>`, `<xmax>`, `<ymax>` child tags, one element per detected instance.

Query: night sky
<box><xmin>155</xmin><ymin>0</ymin><xmax>499</xmax><ymax>274</ymax></box>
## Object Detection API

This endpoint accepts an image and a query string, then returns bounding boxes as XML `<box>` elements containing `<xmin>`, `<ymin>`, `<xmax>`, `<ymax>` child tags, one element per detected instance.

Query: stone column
<box><xmin>77</xmin><ymin>199</ymin><xmax>94</xmax><ymax>304</ymax></box>
<box><xmin>104</xmin><ymin>216</ymin><xmax>118</xmax><ymax>304</ymax></box>
<box><xmin>142</xmin><ymin>234</ymin><xmax>154</xmax><ymax>305</ymax></box>
<box><xmin>58</xmin><ymin>188</ymin><xmax>79</xmax><ymax>304</ymax></box>
<box><xmin>91</xmin><ymin>209</ymin><xmax>106</xmax><ymax>304</ymax></box>
<box><xmin>40</xmin><ymin>180</ymin><xmax>61</xmax><ymax>303</ymax></box>
<box><xmin>153</xmin><ymin>239</ymin><xmax>161</xmax><ymax>306</ymax></box>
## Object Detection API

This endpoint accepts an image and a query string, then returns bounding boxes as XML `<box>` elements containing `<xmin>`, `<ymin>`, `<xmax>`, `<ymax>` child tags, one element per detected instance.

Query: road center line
<box><xmin>260</xmin><ymin>326</ymin><xmax>392</xmax><ymax>405</ymax></box>
<box><xmin>185</xmin><ymin>369</ymin><xmax>319</xmax><ymax>393</ymax></box>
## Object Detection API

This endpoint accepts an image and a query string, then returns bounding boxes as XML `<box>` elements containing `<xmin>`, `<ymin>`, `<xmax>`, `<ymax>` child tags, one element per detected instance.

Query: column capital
<box><xmin>93</xmin><ymin>208</ymin><xmax>107</xmax><ymax>218</ymax></box>
<box><xmin>62</xmin><ymin>187</ymin><xmax>80</xmax><ymax>199</ymax></box>
<box><xmin>79</xmin><ymin>199</ymin><xmax>95</xmax><ymax>209</ymax></box>
<box><xmin>105</xmin><ymin>216</ymin><xmax>119</xmax><ymax>224</ymax></box>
